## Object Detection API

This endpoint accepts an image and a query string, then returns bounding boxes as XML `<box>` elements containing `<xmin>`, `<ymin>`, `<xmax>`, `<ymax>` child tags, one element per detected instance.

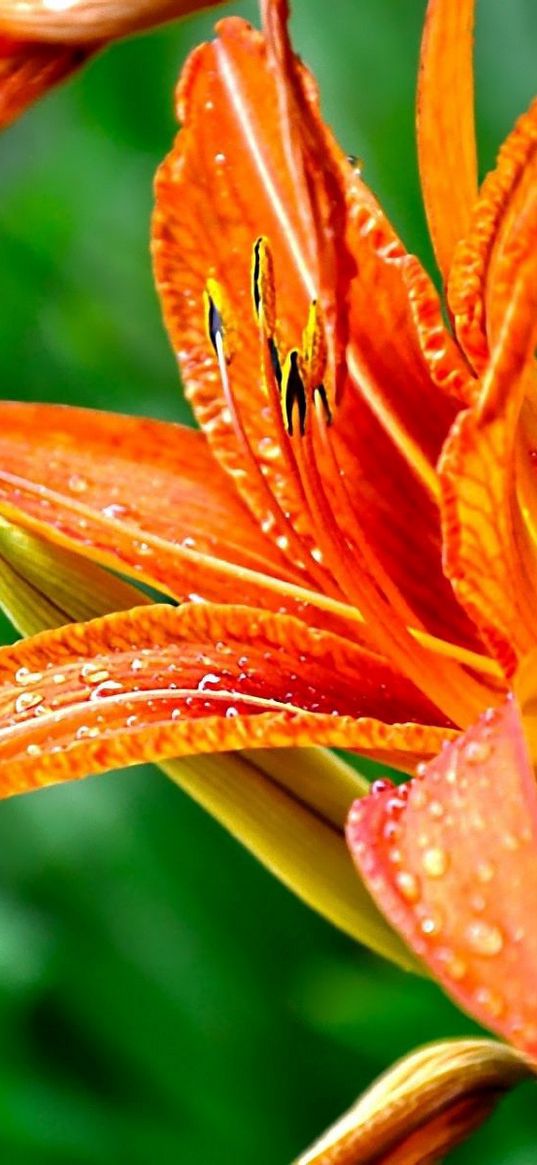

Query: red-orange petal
<box><xmin>448</xmin><ymin>99</ymin><xmax>537</xmax><ymax>380</ymax></box>
<box><xmin>347</xmin><ymin>697</ymin><xmax>537</xmax><ymax>1059</ymax></box>
<box><xmin>0</xmin><ymin>1</ymin><xmax>226</xmax><ymax>44</ymax></box>
<box><xmin>416</xmin><ymin>0</ymin><xmax>477</xmax><ymax>280</ymax></box>
<box><xmin>0</xmin><ymin>401</ymin><xmax>293</xmax><ymax>581</ymax></box>
<box><xmin>439</xmin><ymin>246</ymin><xmax>537</xmax><ymax>674</ymax></box>
<box><xmin>0</xmin><ymin>35</ymin><xmax>90</xmax><ymax>128</ymax></box>
<box><xmin>0</xmin><ymin>403</ymin><xmax>428</xmax><ymax>649</ymax></box>
<box><xmin>0</xmin><ymin>602</ymin><xmax>455</xmax><ymax>795</ymax></box>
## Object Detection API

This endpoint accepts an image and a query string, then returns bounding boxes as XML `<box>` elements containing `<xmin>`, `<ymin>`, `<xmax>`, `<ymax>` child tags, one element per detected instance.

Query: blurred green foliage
<box><xmin>0</xmin><ymin>1</ymin><xmax>536</xmax><ymax>1161</ymax></box>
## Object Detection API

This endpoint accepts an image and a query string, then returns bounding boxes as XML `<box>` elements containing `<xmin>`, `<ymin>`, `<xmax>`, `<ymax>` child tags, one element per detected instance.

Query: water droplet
<box><xmin>197</xmin><ymin>673</ymin><xmax>221</xmax><ymax>692</ymax></box>
<box><xmin>68</xmin><ymin>473</ymin><xmax>87</xmax><ymax>493</ymax></box>
<box><xmin>428</xmin><ymin>799</ymin><xmax>444</xmax><ymax>819</ymax></box>
<box><xmin>276</xmin><ymin>535</ymin><xmax>289</xmax><ymax>551</ymax></box>
<box><xmin>80</xmin><ymin>664</ymin><xmax>110</xmax><ymax>684</ymax></box>
<box><xmin>225</xmin><ymin>706</ymin><xmax>239</xmax><ymax>718</ymax></box>
<box><xmin>410</xmin><ymin>785</ymin><xmax>427</xmax><ymax>809</ymax></box>
<box><xmin>15</xmin><ymin>667</ymin><xmax>43</xmax><ymax>686</ymax></box>
<box><xmin>464</xmin><ymin>739</ymin><xmax>492</xmax><ymax>765</ymax></box>
<box><xmin>465</xmin><ymin>919</ymin><xmax>504</xmax><ymax>956</ymax></box>
<box><xmin>371</xmin><ymin>778</ymin><xmax>394</xmax><ymax>795</ymax></box>
<box><xmin>52</xmin><ymin>673</ymin><xmax>67</xmax><ymax>685</ymax></box>
<box><xmin>476</xmin><ymin>860</ymin><xmax>495</xmax><ymax>884</ymax></box>
<box><xmin>101</xmin><ymin>503</ymin><xmax>129</xmax><ymax>520</ymax></box>
<box><xmin>258</xmin><ymin>436</ymin><xmax>280</xmax><ymax>461</ymax></box>
<box><xmin>420</xmin><ymin>910</ymin><xmax>443</xmax><ymax>936</ymax></box>
<box><xmin>89</xmin><ymin>680</ymin><xmax>124</xmax><ymax>700</ymax></box>
<box><xmin>395</xmin><ymin>871</ymin><xmax>420</xmax><ymax>902</ymax></box>
<box><xmin>130</xmin><ymin>659</ymin><xmax>144</xmax><ymax>672</ymax></box>
<box><xmin>422</xmin><ymin>846</ymin><xmax>449</xmax><ymax>878</ymax></box>
<box><xmin>26</xmin><ymin>743</ymin><xmax>42</xmax><ymax>757</ymax></box>
<box><xmin>311</xmin><ymin>547</ymin><xmax>324</xmax><ymax>564</ymax></box>
<box><xmin>214</xmin><ymin>151</ymin><xmax>226</xmax><ymax>165</ymax></box>
<box><xmin>436</xmin><ymin>947</ymin><xmax>467</xmax><ymax>980</ymax></box>
<box><xmin>15</xmin><ymin>692</ymin><xmax>44</xmax><ymax>714</ymax></box>
<box><xmin>474</xmin><ymin>986</ymin><xmax>505</xmax><ymax>1018</ymax></box>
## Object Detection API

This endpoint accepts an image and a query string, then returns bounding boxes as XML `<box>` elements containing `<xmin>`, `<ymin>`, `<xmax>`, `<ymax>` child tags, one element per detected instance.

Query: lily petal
<box><xmin>0</xmin><ymin>34</ymin><xmax>90</xmax><ymax>128</ymax></box>
<box><xmin>347</xmin><ymin>697</ymin><xmax>537</xmax><ymax>1059</ymax></box>
<box><xmin>439</xmin><ymin>248</ymin><xmax>537</xmax><ymax>674</ymax></box>
<box><xmin>0</xmin><ymin>518</ymin><xmax>419</xmax><ymax>972</ymax></box>
<box><xmin>295</xmin><ymin>1038</ymin><xmax>529</xmax><ymax>1165</ymax></box>
<box><xmin>0</xmin><ymin>2</ymin><xmax>228</xmax><ymax>127</ymax></box>
<box><xmin>416</xmin><ymin>0</ymin><xmax>477</xmax><ymax>280</ymax></box>
<box><xmin>0</xmin><ymin>602</ymin><xmax>456</xmax><ymax>797</ymax></box>
<box><xmin>0</xmin><ymin>402</ymin><xmax>290</xmax><ymax>579</ymax></box>
<box><xmin>448</xmin><ymin>99</ymin><xmax>537</xmax><ymax>379</ymax></box>
<box><xmin>0</xmin><ymin>1</ymin><xmax>224</xmax><ymax>44</ymax></box>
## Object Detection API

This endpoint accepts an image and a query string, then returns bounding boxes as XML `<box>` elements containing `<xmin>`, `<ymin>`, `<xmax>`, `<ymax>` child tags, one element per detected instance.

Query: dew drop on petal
<box><xmin>476</xmin><ymin>860</ymin><xmax>495</xmax><ymax>884</ymax></box>
<box><xmin>197</xmin><ymin>673</ymin><xmax>221</xmax><ymax>693</ymax></box>
<box><xmin>68</xmin><ymin>473</ymin><xmax>87</xmax><ymax>493</ymax></box>
<box><xmin>463</xmin><ymin>739</ymin><xmax>492</xmax><ymax>765</ymax></box>
<box><xmin>465</xmin><ymin>919</ymin><xmax>504</xmax><ymax>956</ymax></box>
<box><xmin>420</xmin><ymin>909</ymin><xmax>443</xmax><ymax>936</ymax></box>
<box><xmin>394</xmin><ymin>871</ymin><xmax>420</xmax><ymax>902</ymax></box>
<box><xmin>15</xmin><ymin>667</ymin><xmax>43</xmax><ymax>686</ymax></box>
<box><xmin>436</xmin><ymin>947</ymin><xmax>467</xmax><ymax>981</ymax></box>
<box><xmin>421</xmin><ymin>846</ymin><xmax>449</xmax><ymax>878</ymax></box>
<box><xmin>89</xmin><ymin>680</ymin><xmax>124</xmax><ymax>700</ymax></box>
<box><xmin>15</xmin><ymin>692</ymin><xmax>44</xmax><ymax>714</ymax></box>
<box><xmin>80</xmin><ymin>664</ymin><xmax>111</xmax><ymax>684</ymax></box>
<box><xmin>474</xmin><ymin>986</ymin><xmax>505</xmax><ymax>1018</ymax></box>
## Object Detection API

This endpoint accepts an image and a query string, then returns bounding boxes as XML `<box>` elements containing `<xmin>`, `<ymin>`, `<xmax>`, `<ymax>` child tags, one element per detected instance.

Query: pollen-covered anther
<box><xmin>251</xmin><ymin>236</ymin><xmax>277</xmax><ymax>336</ymax></box>
<box><xmin>282</xmin><ymin>350</ymin><xmax>307</xmax><ymax>437</ymax></box>
<box><xmin>302</xmin><ymin>299</ymin><xmax>328</xmax><ymax>391</ymax></box>
<box><xmin>204</xmin><ymin>277</ymin><xmax>235</xmax><ymax>363</ymax></box>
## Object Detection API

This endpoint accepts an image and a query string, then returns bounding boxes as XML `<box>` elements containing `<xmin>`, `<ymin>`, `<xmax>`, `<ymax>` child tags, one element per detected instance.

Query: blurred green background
<box><xmin>0</xmin><ymin>1</ymin><xmax>536</xmax><ymax>1161</ymax></box>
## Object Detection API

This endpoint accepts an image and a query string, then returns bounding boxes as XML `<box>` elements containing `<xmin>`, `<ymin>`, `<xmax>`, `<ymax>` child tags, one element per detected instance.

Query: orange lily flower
<box><xmin>0</xmin><ymin>0</ymin><xmax>513</xmax><ymax>803</ymax></box>
<box><xmin>1</xmin><ymin>0</ymin><xmax>535</xmax><ymax>1154</ymax></box>
<box><xmin>0</xmin><ymin>0</ymin><xmax>226</xmax><ymax>128</ymax></box>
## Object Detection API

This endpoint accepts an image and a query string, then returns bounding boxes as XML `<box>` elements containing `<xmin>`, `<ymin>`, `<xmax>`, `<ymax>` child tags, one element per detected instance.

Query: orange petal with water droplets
<box><xmin>0</xmin><ymin>35</ymin><xmax>90</xmax><ymax>128</ymax></box>
<box><xmin>0</xmin><ymin>602</ymin><xmax>455</xmax><ymax>796</ymax></box>
<box><xmin>0</xmin><ymin>402</ymin><xmax>441</xmax><ymax>652</ymax></box>
<box><xmin>0</xmin><ymin>402</ymin><xmax>292</xmax><ymax>581</ymax></box>
<box><xmin>347</xmin><ymin>696</ymin><xmax>537</xmax><ymax>1059</ymax></box>
<box><xmin>416</xmin><ymin>0</ymin><xmax>477</xmax><ymax>280</ymax></box>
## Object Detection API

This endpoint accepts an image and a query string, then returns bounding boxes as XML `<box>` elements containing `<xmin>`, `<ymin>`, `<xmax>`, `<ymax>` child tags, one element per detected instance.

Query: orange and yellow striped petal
<box><xmin>0</xmin><ymin>602</ymin><xmax>455</xmax><ymax>797</ymax></box>
<box><xmin>416</xmin><ymin>0</ymin><xmax>477</xmax><ymax>280</ymax></box>
<box><xmin>347</xmin><ymin>697</ymin><xmax>537</xmax><ymax>1060</ymax></box>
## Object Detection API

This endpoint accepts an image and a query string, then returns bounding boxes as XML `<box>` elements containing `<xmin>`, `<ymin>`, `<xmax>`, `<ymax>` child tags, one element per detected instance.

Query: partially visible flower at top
<box><xmin>0</xmin><ymin>0</ymin><xmax>227</xmax><ymax>128</ymax></box>
<box><xmin>0</xmin><ymin>0</ymin><xmax>535</xmax><ymax>1155</ymax></box>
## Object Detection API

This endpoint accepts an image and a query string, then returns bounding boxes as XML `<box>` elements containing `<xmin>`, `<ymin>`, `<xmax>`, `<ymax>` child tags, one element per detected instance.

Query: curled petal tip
<box><xmin>295</xmin><ymin>1038</ymin><xmax>530</xmax><ymax>1165</ymax></box>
